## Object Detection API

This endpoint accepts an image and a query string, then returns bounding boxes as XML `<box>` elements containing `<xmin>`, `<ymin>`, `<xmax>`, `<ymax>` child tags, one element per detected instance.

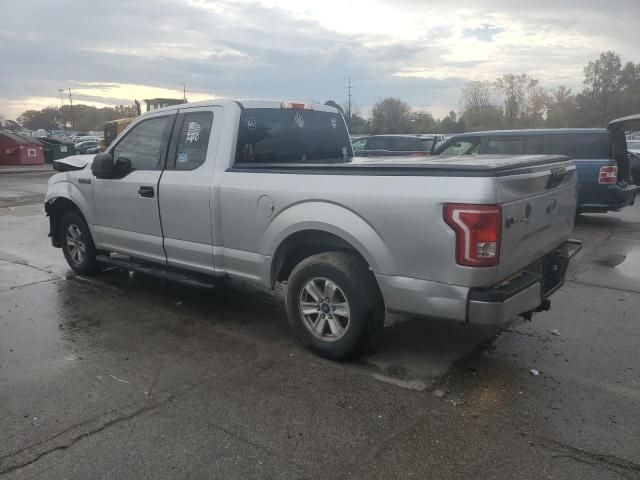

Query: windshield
<box><xmin>235</xmin><ymin>108</ymin><xmax>352</xmax><ymax>164</ymax></box>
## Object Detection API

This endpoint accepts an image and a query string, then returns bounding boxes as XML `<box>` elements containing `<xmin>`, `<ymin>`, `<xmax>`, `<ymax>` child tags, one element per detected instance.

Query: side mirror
<box><xmin>114</xmin><ymin>157</ymin><xmax>133</xmax><ymax>177</ymax></box>
<box><xmin>92</xmin><ymin>153</ymin><xmax>116</xmax><ymax>179</ymax></box>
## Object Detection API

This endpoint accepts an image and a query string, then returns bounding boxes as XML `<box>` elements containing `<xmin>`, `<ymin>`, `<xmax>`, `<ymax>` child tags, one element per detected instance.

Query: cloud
<box><xmin>0</xmin><ymin>0</ymin><xmax>638</xmax><ymax>120</ymax></box>
<box><xmin>463</xmin><ymin>25</ymin><xmax>505</xmax><ymax>42</ymax></box>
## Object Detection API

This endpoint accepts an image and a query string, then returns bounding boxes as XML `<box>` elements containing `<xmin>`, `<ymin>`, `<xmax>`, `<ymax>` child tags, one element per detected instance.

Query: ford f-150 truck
<box><xmin>45</xmin><ymin>99</ymin><xmax>582</xmax><ymax>359</ymax></box>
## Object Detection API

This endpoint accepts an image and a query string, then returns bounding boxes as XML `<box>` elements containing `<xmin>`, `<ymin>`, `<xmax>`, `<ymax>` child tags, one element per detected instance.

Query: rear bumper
<box><xmin>578</xmin><ymin>184</ymin><xmax>637</xmax><ymax>213</ymax></box>
<box><xmin>376</xmin><ymin>240</ymin><xmax>582</xmax><ymax>326</ymax></box>
<box><xmin>467</xmin><ymin>240</ymin><xmax>583</xmax><ymax>325</ymax></box>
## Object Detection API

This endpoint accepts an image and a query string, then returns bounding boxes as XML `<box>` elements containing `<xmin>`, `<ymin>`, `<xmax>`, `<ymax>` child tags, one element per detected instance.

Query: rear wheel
<box><xmin>285</xmin><ymin>252</ymin><xmax>384</xmax><ymax>360</ymax></box>
<box><xmin>60</xmin><ymin>211</ymin><xmax>100</xmax><ymax>275</ymax></box>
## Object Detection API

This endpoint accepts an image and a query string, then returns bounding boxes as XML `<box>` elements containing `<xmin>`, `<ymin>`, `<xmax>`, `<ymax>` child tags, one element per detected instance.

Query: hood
<box><xmin>53</xmin><ymin>154</ymin><xmax>95</xmax><ymax>172</ymax></box>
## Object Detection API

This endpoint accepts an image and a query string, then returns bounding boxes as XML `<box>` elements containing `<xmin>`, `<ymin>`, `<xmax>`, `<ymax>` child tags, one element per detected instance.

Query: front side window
<box><xmin>112</xmin><ymin>116</ymin><xmax>171</xmax><ymax>171</ymax></box>
<box><xmin>235</xmin><ymin>108</ymin><xmax>352</xmax><ymax>164</ymax></box>
<box><xmin>438</xmin><ymin>138</ymin><xmax>481</xmax><ymax>156</ymax></box>
<box><xmin>351</xmin><ymin>138</ymin><xmax>366</xmax><ymax>151</ymax></box>
<box><xmin>172</xmin><ymin>112</ymin><xmax>214</xmax><ymax>170</ymax></box>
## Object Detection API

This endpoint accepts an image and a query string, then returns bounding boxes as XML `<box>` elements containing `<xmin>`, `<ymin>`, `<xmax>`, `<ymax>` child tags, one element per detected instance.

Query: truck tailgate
<box><xmin>496</xmin><ymin>159</ymin><xmax>577</xmax><ymax>280</ymax></box>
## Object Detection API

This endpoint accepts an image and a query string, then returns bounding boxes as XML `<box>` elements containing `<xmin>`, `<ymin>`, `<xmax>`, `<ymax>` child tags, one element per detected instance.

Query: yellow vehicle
<box><xmin>102</xmin><ymin>117</ymin><xmax>136</xmax><ymax>150</ymax></box>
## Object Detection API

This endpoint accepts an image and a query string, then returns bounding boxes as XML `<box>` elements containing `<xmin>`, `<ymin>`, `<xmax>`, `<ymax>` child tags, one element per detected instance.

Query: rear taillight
<box><xmin>599</xmin><ymin>165</ymin><xmax>618</xmax><ymax>184</ymax></box>
<box><xmin>444</xmin><ymin>204</ymin><xmax>501</xmax><ymax>267</ymax></box>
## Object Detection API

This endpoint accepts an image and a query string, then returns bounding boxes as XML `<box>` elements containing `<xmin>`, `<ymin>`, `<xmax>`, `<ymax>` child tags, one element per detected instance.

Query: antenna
<box><xmin>347</xmin><ymin>77</ymin><xmax>352</xmax><ymax>128</ymax></box>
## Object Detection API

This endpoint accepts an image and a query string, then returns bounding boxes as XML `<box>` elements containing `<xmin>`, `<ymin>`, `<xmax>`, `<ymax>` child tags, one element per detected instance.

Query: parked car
<box><xmin>46</xmin><ymin>99</ymin><xmax>581</xmax><ymax>359</ymax></box>
<box><xmin>435</xmin><ymin>126</ymin><xmax>638</xmax><ymax>214</ymax></box>
<box><xmin>74</xmin><ymin>140</ymin><xmax>99</xmax><ymax>154</ymax></box>
<box><xmin>351</xmin><ymin>134</ymin><xmax>443</xmax><ymax>157</ymax></box>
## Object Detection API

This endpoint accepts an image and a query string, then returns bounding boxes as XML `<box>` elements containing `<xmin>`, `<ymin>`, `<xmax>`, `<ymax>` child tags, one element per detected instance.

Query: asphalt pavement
<box><xmin>0</xmin><ymin>171</ymin><xmax>639</xmax><ymax>479</ymax></box>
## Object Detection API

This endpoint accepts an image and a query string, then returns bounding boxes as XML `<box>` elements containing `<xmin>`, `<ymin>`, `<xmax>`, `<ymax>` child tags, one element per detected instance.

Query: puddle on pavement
<box><xmin>614</xmin><ymin>249</ymin><xmax>640</xmax><ymax>282</ymax></box>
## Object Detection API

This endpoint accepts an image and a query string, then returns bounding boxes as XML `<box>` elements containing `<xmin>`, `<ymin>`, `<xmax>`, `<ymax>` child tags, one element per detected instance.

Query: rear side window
<box><xmin>573</xmin><ymin>133</ymin><xmax>610</xmax><ymax>158</ymax></box>
<box><xmin>542</xmin><ymin>133</ymin><xmax>610</xmax><ymax>159</ymax></box>
<box><xmin>235</xmin><ymin>108</ymin><xmax>352</xmax><ymax>164</ymax></box>
<box><xmin>486</xmin><ymin>138</ymin><xmax>525</xmax><ymax>154</ymax></box>
<box><xmin>542</xmin><ymin>135</ymin><xmax>573</xmax><ymax>157</ymax></box>
<box><xmin>172</xmin><ymin>111</ymin><xmax>214</xmax><ymax>170</ymax></box>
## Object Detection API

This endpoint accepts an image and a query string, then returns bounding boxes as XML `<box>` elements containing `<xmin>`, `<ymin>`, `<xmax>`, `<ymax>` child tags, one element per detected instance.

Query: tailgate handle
<box><xmin>547</xmin><ymin>167</ymin><xmax>568</xmax><ymax>189</ymax></box>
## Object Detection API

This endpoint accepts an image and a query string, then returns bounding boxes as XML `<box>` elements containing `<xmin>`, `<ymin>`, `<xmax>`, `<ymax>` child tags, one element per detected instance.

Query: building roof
<box><xmin>0</xmin><ymin>131</ymin><xmax>41</xmax><ymax>145</ymax></box>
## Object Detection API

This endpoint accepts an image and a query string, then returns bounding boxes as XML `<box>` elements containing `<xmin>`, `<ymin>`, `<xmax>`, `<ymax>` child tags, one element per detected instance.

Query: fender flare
<box><xmin>261</xmin><ymin>201</ymin><xmax>394</xmax><ymax>280</ymax></box>
<box><xmin>45</xmin><ymin>181</ymin><xmax>95</xmax><ymax>225</ymax></box>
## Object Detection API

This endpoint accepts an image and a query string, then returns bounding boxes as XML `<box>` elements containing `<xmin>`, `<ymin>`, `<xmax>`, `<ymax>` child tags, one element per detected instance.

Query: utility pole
<box><xmin>183</xmin><ymin>83</ymin><xmax>187</xmax><ymax>103</ymax></box>
<box><xmin>68</xmin><ymin>88</ymin><xmax>74</xmax><ymax>130</ymax></box>
<box><xmin>347</xmin><ymin>77</ymin><xmax>352</xmax><ymax>129</ymax></box>
<box><xmin>58</xmin><ymin>89</ymin><xmax>64</xmax><ymax>108</ymax></box>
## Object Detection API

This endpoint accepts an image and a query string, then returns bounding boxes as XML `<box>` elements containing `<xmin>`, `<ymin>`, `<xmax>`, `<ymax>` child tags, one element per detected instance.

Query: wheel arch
<box><xmin>45</xmin><ymin>184</ymin><xmax>94</xmax><ymax>247</ymax></box>
<box><xmin>263</xmin><ymin>201</ymin><xmax>393</xmax><ymax>287</ymax></box>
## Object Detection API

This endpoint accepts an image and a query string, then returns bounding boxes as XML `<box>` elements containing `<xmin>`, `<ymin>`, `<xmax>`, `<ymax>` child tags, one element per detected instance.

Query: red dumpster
<box><xmin>0</xmin><ymin>132</ymin><xmax>45</xmax><ymax>165</ymax></box>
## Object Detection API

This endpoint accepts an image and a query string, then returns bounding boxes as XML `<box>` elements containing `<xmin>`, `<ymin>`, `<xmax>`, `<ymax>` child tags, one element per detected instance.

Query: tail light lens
<box><xmin>599</xmin><ymin>165</ymin><xmax>618</xmax><ymax>184</ymax></box>
<box><xmin>444</xmin><ymin>204</ymin><xmax>501</xmax><ymax>267</ymax></box>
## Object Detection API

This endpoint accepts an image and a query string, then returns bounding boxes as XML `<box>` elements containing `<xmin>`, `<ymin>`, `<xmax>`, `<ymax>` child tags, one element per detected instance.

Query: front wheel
<box><xmin>60</xmin><ymin>211</ymin><xmax>100</xmax><ymax>275</ymax></box>
<box><xmin>285</xmin><ymin>252</ymin><xmax>384</xmax><ymax>360</ymax></box>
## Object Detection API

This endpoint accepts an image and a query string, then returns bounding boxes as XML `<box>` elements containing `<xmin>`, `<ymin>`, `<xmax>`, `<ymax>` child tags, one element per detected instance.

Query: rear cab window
<box><xmin>235</xmin><ymin>108</ymin><xmax>352</xmax><ymax>164</ymax></box>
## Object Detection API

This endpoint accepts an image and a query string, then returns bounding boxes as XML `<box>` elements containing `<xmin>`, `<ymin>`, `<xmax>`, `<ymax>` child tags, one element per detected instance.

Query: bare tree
<box><xmin>461</xmin><ymin>80</ymin><xmax>504</xmax><ymax>131</ymax></box>
<box><xmin>495</xmin><ymin>74</ymin><xmax>538</xmax><ymax>127</ymax></box>
<box><xmin>583</xmin><ymin>51</ymin><xmax>622</xmax><ymax>124</ymax></box>
<box><xmin>523</xmin><ymin>84</ymin><xmax>550</xmax><ymax>127</ymax></box>
<box><xmin>462</xmin><ymin>81</ymin><xmax>498</xmax><ymax>112</ymax></box>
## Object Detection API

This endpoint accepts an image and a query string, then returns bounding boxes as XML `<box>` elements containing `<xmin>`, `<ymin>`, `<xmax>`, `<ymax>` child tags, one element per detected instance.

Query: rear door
<box><xmin>92</xmin><ymin>112</ymin><xmax>175</xmax><ymax>262</ymax></box>
<box><xmin>158</xmin><ymin>106</ymin><xmax>221</xmax><ymax>273</ymax></box>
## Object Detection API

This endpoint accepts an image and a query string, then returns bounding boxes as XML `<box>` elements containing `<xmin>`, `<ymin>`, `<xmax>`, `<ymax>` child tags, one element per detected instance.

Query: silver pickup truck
<box><xmin>46</xmin><ymin>99</ymin><xmax>582</xmax><ymax>359</ymax></box>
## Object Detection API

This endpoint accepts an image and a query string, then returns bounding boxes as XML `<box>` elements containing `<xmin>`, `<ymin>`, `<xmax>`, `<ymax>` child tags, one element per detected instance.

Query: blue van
<box><xmin>435</xmin><ymin>127</ymin><xmax>637</xmax><ymax>213</ymax></box>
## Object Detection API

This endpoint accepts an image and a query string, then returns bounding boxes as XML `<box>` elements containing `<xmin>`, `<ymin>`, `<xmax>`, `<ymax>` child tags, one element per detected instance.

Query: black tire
<box><xmin>60</xmin><ymin>211</ymin><xmax>100</xmax><ymax>275</ymax></box>
<box><xmin>285</xmin><ymin>251</ymin><xmax>385</xmax><ymax>360</ymax></box>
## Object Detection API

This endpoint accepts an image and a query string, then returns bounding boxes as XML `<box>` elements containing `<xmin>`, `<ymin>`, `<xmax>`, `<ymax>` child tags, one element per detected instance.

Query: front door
<box><xmin>92</xmin><ymin>113</ymin><xmax>175</xmax><ymax>263</ymax></box>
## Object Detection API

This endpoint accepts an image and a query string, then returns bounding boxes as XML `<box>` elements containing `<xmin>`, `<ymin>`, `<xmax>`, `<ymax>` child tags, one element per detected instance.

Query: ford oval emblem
<box><xmin>546</xmin><ymin>199</ymin><xmax>557</xmax><ymax>215</ymax></box>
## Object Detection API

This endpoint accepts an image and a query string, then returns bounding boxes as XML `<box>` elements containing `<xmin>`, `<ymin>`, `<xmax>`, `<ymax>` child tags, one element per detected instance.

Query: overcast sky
<box><xmin>1</xmin><ymin>0</ymin><xmax>638</xmax><ymax>120</ymax></box>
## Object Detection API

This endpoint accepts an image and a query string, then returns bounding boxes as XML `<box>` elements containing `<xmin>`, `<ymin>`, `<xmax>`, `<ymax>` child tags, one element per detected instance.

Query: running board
<box><xmin>96</xmin><ymin>255</ymin><xmax>217</xmax><ymax>289</ymax></box>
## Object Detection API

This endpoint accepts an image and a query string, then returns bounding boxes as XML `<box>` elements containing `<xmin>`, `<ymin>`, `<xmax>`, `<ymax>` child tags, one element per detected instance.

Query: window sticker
<box><xmin>177</xmin><ymin>152</ymin><xmax>188</xmax><ymax>163</ymax></box>
<box><xmin>330</xmin><ymin>118</ymin><xmax>337</xmax><ymax>129</ymax></box>
<box><xmin>341</xmin><ymin>146</ymin><xmax>348</xmax><ymax>159</ymax></box>
<box><xmin>185</xmin><ymin>121</ymin><xmax>201</xmax><ymax>143</ymax></box>
<box><xmin>294</xmin><ymin>112</ymin><xmax>304</xmax><ymax>129</ymax></box>
<box><xmin>245</xmin><ymin>117</ymin><xmax>257</xmax><ymax>131</ymax></box>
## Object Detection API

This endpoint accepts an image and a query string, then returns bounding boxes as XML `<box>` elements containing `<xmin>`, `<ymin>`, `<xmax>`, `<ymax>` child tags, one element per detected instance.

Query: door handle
<box><xmin>138</xmin><ymin>186</ymin><xmax>155</xmax><ymax>198</ymax></box>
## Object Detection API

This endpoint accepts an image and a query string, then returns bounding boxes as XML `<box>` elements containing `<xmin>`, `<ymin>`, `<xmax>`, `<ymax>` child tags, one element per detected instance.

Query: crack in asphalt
<box><xmin>0</xmin><ymin>403</ymin><xmax>161</xmax><ymax>477</ymax></box>
<box><xmin>539</xmin><ymin>437</ymin><xmax>640</xmax><ymax>480</ymax></box>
